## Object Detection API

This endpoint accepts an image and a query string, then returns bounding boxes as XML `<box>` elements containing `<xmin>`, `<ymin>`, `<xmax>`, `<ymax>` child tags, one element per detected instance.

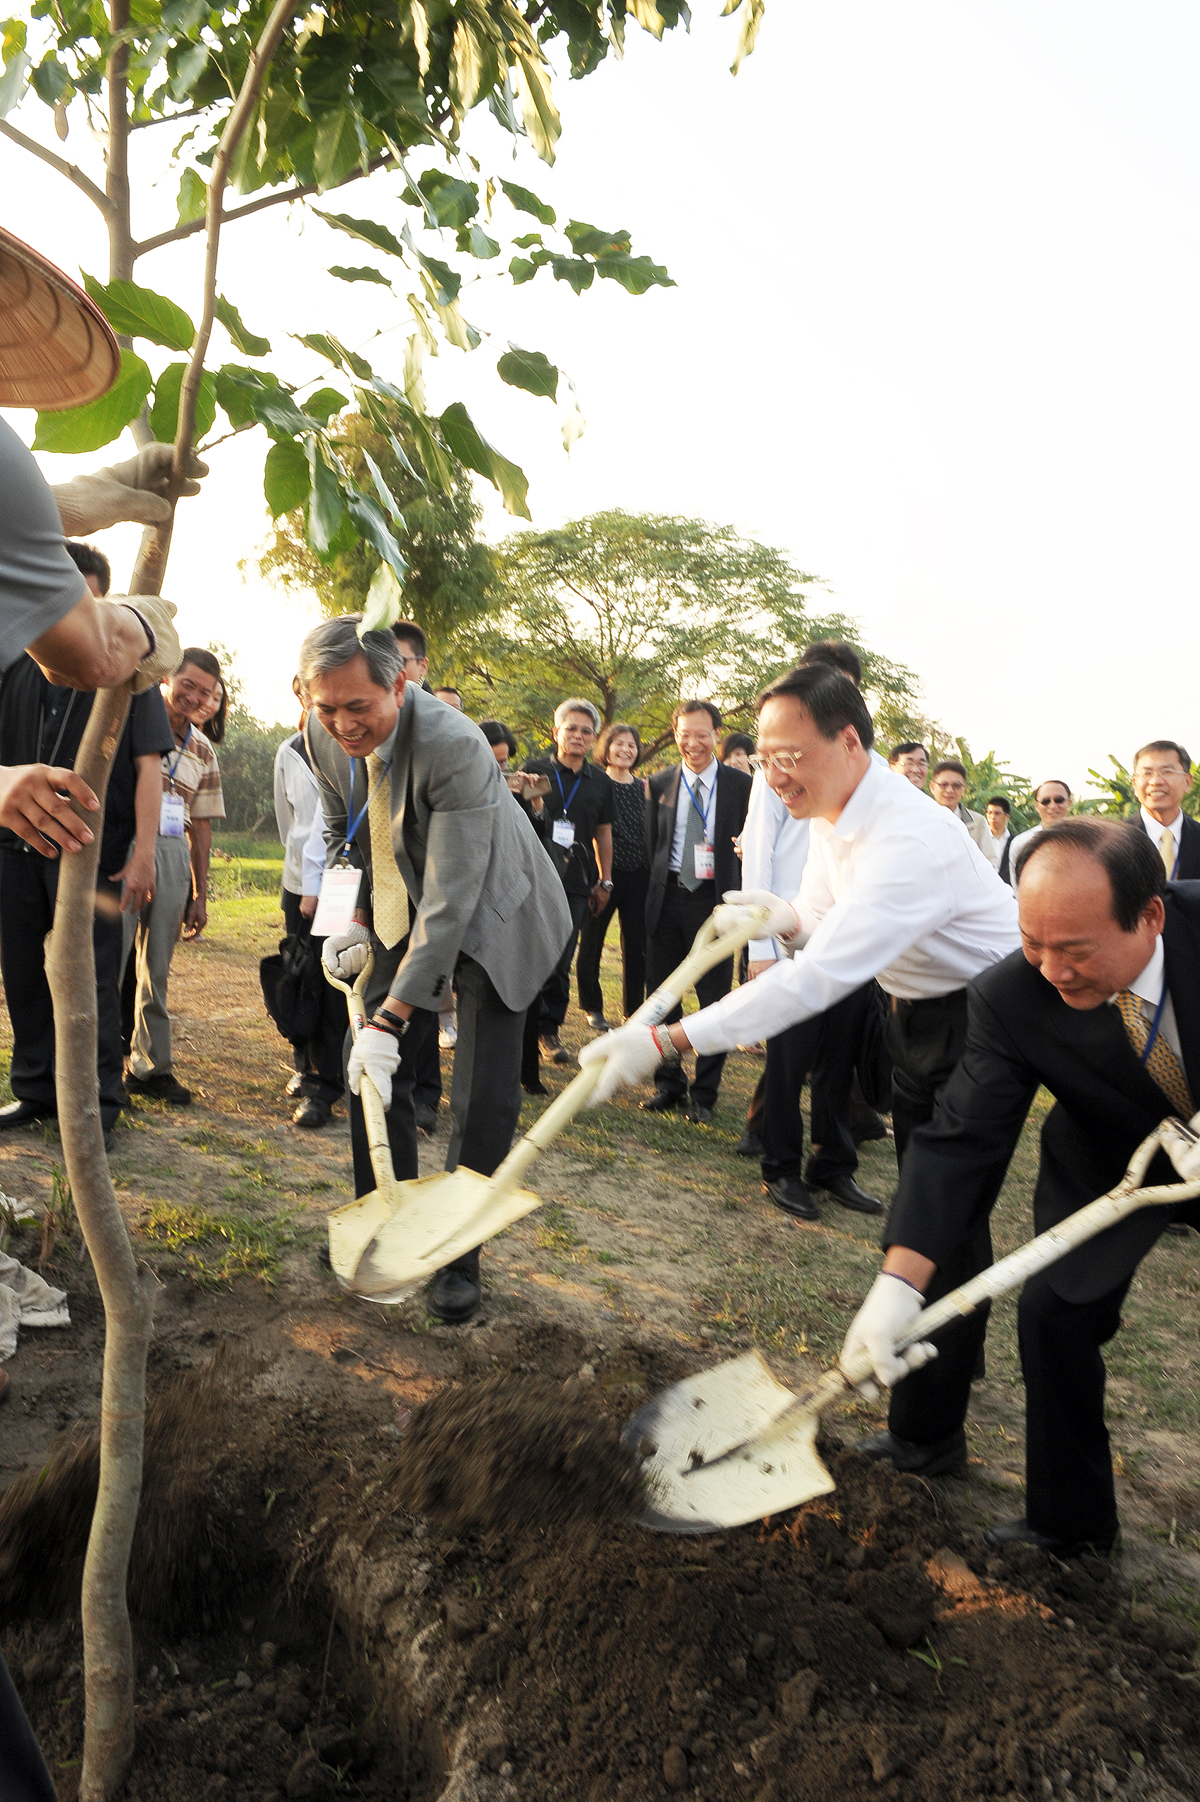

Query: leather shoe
<box><xmin>856</xmin><ymin>1427</ymin><xmax>968</xmax><ymax>1479</ymax></box>
<box><xmin>414</xmin><ymin>1102</ymin><xmax>438</xmax><ymax>1135</ymax></box>
<box><xmin>428</xmin><ymin>1258</ymin><xmax>481</xmax><ymax>1325</ymax></box>
<box><xmin>540</xmin><ymin>1034</ymin><xmax>571</xmax><ymax>1066</ymax></box>
<box><xmin>763</xmin><ymin>1177</ymin><xmax>820</xmax><ymax>1222</ymax></box>
<box><xmin>285</xmin><ymin>1072</ymin><xmax>305</xmax><ymax>1099</ymax></box>
<box><xmin>981</xmin><ymin>1516</ymin><xmax>1117</xmax><ymax>1560</ymax></box>
<box><xmin>687</xmin><ymin>1102</ymin><xmax>714</xmax><ymax>1125</ymax></box>
<box><xmin>735</xmin><ymin>1130</ymin><xmax>764</xmax><ymax>1159</ymax></box>
<box><xmin>819</xmin><ymin>1174</ymin><xmax>884</xmax><ymax>1215</ymax></box>
<box><xmin>522</xmin><ymin>1079</ymin><xmax>548</xmax><ymax>1097</ymax></box>
<box><xmin>293</xmin><ymin>1097</ymin><xmax>331</xmax><ymax>1129</ymax></box>
<box><xmin>640</xmin><ymin>1092</ymin><xmax>684</xmax><ymax>1114</ymax></box>
<box><xmin>585</xmin><ymin>1012</ymin><xmax>613</xmax><ymax>1032</ymax></box>
<box><xmin>0</xmin><ymin>1100</ymin><xmax>54</xmax><ymax>1129</ymax></box>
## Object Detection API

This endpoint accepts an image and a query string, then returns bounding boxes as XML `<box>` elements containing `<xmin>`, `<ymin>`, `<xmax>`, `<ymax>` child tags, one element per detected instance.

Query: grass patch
<box><xmin>137</xmin><ymin>1199</ymin><xmax>311</xmax><ymax>1286</ymax></box>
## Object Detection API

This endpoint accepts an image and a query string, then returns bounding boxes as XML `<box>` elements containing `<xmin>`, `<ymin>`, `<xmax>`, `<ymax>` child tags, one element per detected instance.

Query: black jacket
<box><xmin>1127</xmin><ymin>811</ymin><xmax>1200</xmax><ymax>880</ymax></box>
<box><xmin>888</xmin><ymin>881</ymin><xmax>1200</xmax><ymax>1304</ymax></box>
<box><xmin>644</xmin><ymin>762</ymin><xmax>752</xmax><ymax>936</ymax></box>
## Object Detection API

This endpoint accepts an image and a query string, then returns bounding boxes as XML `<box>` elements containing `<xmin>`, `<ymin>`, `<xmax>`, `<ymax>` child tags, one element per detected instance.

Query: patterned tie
<box><xmin>679</xmin><ymin>774</ymin><xmax>709</xmax><ymax>893</ymax></box>
<box><xmin>1114</xmin><ymin>989</ymin><xmax>1193</xmax><ymax>1118</ymax></box>
<box><xmin>1160</xmin><ymin>829</ymin><xmax>1176</xmax><ymax>880</ymax></box>
<box><xmin>366</xmin><ymin>751</ymin><xmax>409</xmax><ymax>949</ymax></box>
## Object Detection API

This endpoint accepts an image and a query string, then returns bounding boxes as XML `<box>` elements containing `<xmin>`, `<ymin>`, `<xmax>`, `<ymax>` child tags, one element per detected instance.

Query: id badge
<box><xmin>159</xmin><ymin>794</ymin><xmax>185</xmax><ymax>838</ymax></box>
<box><xmin>552</xmin><ymin>817</ymin><xmax>576</xmax><ymax>848</ymax></box>
<box><xmin>311</xmin><ymin>866</ymin><xmax>362</xmax><ymax>937</ymax></box>
<box><xmin>694</xmin><ymin>843</ymin><xmax>715</xmax><ymax>881</ymax></box>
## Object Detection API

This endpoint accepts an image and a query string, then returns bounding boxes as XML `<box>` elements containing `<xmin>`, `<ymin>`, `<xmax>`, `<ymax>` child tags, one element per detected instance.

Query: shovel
<box><xmin>626</xmin><ymin>1119</ymin><xmax>1200</xmax><ymax>1532</ymax></box>
<box><xmin>322</xmin><ymin>955</ymin><xmax>408</xmax><ymax>1287</ymax></box>
<box><xmin>325</xmin><ymin>906</ymin><xmax>773</xmax><ymax>1303</ymax></box>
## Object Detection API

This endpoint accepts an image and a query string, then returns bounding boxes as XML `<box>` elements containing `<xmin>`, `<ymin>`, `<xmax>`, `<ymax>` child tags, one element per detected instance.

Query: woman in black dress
<box><xmin>576</xmin><ymin>722</ymin><xmax>649</xmax><ymax>1029</ymax></box>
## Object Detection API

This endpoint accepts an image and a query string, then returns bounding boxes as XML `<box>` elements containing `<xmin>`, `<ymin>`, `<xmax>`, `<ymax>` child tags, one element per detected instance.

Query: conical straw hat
<box><xmin>0</xmin><ymin>226</ymin><xmax>120</xmax><ymax>409</ymax></box>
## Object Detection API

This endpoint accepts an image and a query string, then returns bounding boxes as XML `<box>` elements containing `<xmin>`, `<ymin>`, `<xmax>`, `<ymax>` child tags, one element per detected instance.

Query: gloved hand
<box><xmin>321</xmin><ymin>923</ymin><xmax>371</xmax><ymax>980</ymax></box>
<box><xmin>1162</xmin><ymin>1110</ymin><xmax>1200</xmax><ymax>1183</ymax></box>
<box><xmin>712</xmin><ymin>887</ymin><xmax>800</xmax><ymax>945</ymax></box>
<box><xmin>578</xmin><ymin>1022</ymin><xmax>665</xmax><ymax>1107</ymax></box>
<box><xmin>121</xmin><ymin>595</ymin><xmax>181</xmax><ymax>694</ymax></box>
<box><xmin>348</xmin><ymin>1024</ymin><xmax>400</xmax><ymax>1108</ymax></box>
<box><xmin>51</xmin><ymin>444</ymin><xmax>209</xmax><ymax>535</ymax></box>
<box><xmin>840</xmin><ymin>1272</ymin><xmax>938</xmax><ymax>1400</ymax></box>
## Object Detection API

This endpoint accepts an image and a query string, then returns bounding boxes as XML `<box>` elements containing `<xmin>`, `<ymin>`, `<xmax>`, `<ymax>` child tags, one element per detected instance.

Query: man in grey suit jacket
<box><xmin>299</xmin><ymin>615</ymin><xmax>571</xmax><ymax>1322</ymax></box>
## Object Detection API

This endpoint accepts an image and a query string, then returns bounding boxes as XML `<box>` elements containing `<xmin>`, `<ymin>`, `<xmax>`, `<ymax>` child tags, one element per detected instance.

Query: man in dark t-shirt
<box><xmin>0</xmin><ymin>545</ymin><xmax>173</xmax><ymax>1139</ymax></box>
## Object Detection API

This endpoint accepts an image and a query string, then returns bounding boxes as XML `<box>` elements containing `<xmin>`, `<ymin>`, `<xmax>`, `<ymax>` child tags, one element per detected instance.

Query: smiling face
<box><xmin>554</xmin><ymin>710</ymin><xmax>596</xmax><ymax>767</ymax></box>
<box><xmin>306</xmin><ymin>654</ymin><xmax>405</xmax><ymax>757</ymax></box>
<box><xmin>606</xmin><ymin>730</ymin><xmax>639</xmax><ymax>772</ymax></box>
<box><xmin>929</xmin><ymin>768</ymin><xmax>967</xmax><ymax>811</ymax></box>
<box><xmin>674</xmin><ymin>709</ymin><xmax>719</xmax><ymax>773</ymax></box>
<box><xmin>893</xmin><ymin>748</ymin><xmax>928</xmax><ymax>788</ymax></box>
<box><xmin>1018</xmin><ymin>848</ymin><xmax>1163</xmax><ymax>1009</ymax></box>
<box><xmin>163</xmin><ymin>661</ymin><xmax>220</xmax><ymax>734</ymax></box>
<box><xmin>1133</xmin><ymin>752</ymin><xmax>1190</xmax><ymax>826</ymax></box>
<box><xmin>755</xmin><ymin>694</ymin><xmax>871</xmax><ymax>821</ymax></box>
<box><xmin>1034</xmin><ymin>783</ymin><xmax>1072</xmax><ymax>827</ymax></box>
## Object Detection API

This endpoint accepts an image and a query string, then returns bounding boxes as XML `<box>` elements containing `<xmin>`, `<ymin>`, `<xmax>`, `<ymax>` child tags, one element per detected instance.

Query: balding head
<box><xmin>1017</xmin><ymin>820</ymin><xmax>1165</xmax><ymax>1008</ymax></box>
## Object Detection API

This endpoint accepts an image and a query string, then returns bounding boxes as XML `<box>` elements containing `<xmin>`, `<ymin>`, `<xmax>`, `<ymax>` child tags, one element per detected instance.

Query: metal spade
<box><xmin>626</xmin><ymin>1121</ymin><xmax>1200</xmax><ymax>1532</ymax></box>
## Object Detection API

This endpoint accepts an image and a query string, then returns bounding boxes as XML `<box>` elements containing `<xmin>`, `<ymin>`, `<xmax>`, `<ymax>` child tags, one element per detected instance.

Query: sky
<box><xmin>4</xmin><ymin>2</ymin><xmax>1200</xmax><ymax>793</ymax></box>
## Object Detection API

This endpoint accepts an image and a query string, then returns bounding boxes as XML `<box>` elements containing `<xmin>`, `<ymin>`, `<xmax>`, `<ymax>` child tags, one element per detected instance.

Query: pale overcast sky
<box><xmin>4</xmin><ymin>2</ymin><xmax>1200</xmax><ymax>791</ymax></box>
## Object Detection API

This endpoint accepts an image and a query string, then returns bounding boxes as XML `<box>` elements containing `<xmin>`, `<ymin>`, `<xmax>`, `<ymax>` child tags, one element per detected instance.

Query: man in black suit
<box><xmin>1130</xmin><ymin>738</ymin><xmax>1200</xmax><ymax>879</ymax></box>
<box><xmin>643</xmin><ymin>700</ymin><xmax>752</xmax><ymax>1122</ymax></box>
<box><xmin>843</xmin><ymin>819</ymin><xmax>1200</xmax><ymax>1557</ymax></box>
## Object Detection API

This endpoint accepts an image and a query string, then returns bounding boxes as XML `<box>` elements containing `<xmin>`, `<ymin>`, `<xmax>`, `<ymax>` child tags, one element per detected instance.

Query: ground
<box><xmin>0</xmin><ymin>833</ymin><xmax>1196</xmax><ymax>1800</ymax></box>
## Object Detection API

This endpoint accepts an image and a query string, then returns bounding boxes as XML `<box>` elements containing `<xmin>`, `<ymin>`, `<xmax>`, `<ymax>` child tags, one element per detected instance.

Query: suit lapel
<box><xmin>1053</xmin><ymin>984</ymin><xmax>1175</xmax><ymax>1122</ymax></box>
<box><xmin>1163</xmin><ymin>899</ymin><xmax>1200</xmax><ymax>1102</ymax></box>
<box><xmin>388</xmin><ymin>694</ymin><xmax>418</xmax><ymax>893</ymax></box>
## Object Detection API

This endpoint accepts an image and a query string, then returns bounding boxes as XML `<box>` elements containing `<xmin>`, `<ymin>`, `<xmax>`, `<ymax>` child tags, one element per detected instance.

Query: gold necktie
<box><xmin>366</xmin><ymin>752</ymin><xmax>408</xmax><ymax>950</ymax></box>
<box><xmin>1160</xmin><ymin>829</ymin><xmax>1176</xmax><ymax>879</ymax></box>
<box><xmin>1114</xmin><ymin>988</ymin><xmax>1192</xmax><ymax>1118</ymax></box>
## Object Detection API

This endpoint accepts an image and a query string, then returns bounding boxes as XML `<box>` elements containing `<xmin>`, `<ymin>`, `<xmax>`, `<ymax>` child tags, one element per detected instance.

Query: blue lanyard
<box><xmin>167</xmin><ymin>723</ymin><xmax>192</xmax><ymax>788</ymax></box>
<box><xmin>344</xmin><ymin>754</ymin><xmax>392</xmax><ymax>857</ymax></box>
<box><xmin>680</xmin><ymin>768</ymin><xmax>713</xmax><ymax>840</ymax></box>
<box><xmin>553</xmin><ymin>763</ymin><xmax>584</xmax><ymax>816</ymax></box>
<box><xmin>1140</xmin><ymin>986</ymin><xmax>1169</xmax><ymax>1067</ymax></box>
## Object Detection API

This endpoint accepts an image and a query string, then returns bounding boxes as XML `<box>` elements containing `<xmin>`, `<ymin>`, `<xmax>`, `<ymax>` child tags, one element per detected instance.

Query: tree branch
<box><xmin>134</xmin><ymin>151</ymin><xmax>392</xmax><ymax>257</ymax></box>
<box><xmin>129</xmin><ymin>101</ymin><xmax>209</xmax><ymax>129</ymax></box>
<box><xmin>0</xmin><ymin>118</ymin><xmax>114</xmax><ymax>219</ymax></box>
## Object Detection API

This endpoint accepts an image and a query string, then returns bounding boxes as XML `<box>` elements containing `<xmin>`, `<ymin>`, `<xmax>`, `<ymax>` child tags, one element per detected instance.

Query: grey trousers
<box><xmin>122</xmin><ymin>834</ymin><xmax>192</xmax><ymax>1079</ymax></box>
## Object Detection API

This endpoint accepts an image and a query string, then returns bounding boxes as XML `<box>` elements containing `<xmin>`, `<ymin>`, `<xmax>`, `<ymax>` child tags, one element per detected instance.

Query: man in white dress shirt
<box><xmin>1007</xmin><ymin>778</ymin><xmax>1072</xmax><ymax>890</ymax></box>
<box><xmin>583</xmin><ymin>664</ymin><xmax>1019</xmax><ymax>1171</ymax></box>
<box><xmin>1130</xmin><ymin>739</ymin><xmax>1200</xmax><ymax>879</ymax></box>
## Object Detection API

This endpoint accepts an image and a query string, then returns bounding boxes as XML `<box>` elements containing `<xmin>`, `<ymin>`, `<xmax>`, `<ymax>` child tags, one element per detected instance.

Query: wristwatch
<box><xmin>598</xmin><ymin>879</ymin><xmax>614</xmax><ymax>891</ymax></box>
<box><xmin>369</xmin><ymin>1007</ymin><xmax>411</xmax><ymax>1042</ymax></box>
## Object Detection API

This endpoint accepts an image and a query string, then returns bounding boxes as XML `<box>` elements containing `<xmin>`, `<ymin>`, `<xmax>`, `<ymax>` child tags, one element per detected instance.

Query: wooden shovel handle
<box><xmin>323</xmin><ymin>955</ymin><xmax>399</xmax><ymax>1209</ymax></box>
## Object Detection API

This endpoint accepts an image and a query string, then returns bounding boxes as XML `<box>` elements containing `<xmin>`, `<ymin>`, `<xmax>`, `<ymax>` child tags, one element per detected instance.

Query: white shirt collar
<box><xmin>682</xmin><ymin>757</ymin><xmax>717</xmax><ymax>789</ymax></box>
<box><xmin>1141</xmin><ymin>804</ymin><xmax>1182</xmax><ymax>844</ymax></box>
<box><xmin>821</xmin><ymin>755</ymin><xmax>880</xmax><ymax>844</ymax></box>
<box><xmin>1124</xmin><ymin>934</ymin><xmax>1164</xmax><ymax>1008</ymax></box>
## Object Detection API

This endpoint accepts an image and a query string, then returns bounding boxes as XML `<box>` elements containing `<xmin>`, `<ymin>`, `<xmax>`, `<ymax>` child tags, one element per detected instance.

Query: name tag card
<box><xmin>552</xmin><ymin>818</ymin><xmax>576</xmax><ymax>848</ymax></box>
<box><xmin>694</xmin><ymin>843</ymin><xmax>715</xmax><ymax>881</ymax></box>
<box><xmin>159</xmin><ymin>794</ymin><xmax>186</xmax><ymax>838</ymax></box>
<box><xmin>311</xmin><ymin>867</ymin><xmax>362</xmax><ymax>938</ymax></box>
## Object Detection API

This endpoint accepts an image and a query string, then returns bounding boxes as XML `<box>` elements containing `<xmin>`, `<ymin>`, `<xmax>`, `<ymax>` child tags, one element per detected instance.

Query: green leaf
<box><xmin>296</xmin><ymin>333</ymin><xmax>373</xmax><ymax>379</ymax></box>
<box><xmin>400</xmin><ymin>225</ymin><xmax>460</xmax><ymax>304</ymax></box>
<box><xmin>1</xmin><ymin>20</ymin><xmax>27</xmax><ymax>59</ymax></box>
<box><xmin>176</xmin><ymin>167</ymin><xmax>206</xmax><ymax>226</ymax></box>
<box><xmin>438</xmin><ymin>401</ymin><xmax>530</xmax><ymax>519</ymax></box>
<box><xmin>304</xmin><ymin>386</ymin><xmax>348</xmax><ymax>423</ymax></box>
<box><xmin>329</xmin><ymin>264</ymin><xmax>391</xmax><ymax>287</ymax></box>
<box><xmin>497</xmin><ymin>346</ymin><xmax>558</xmax><ymax>403</ymax></box>
<box><xmin>214</xmin><ymin>363</ymin><xmax>280</xmax><ymax>429</ymax></box>
<box><xmin>361</xmin><ymin>558</ymin><xmax>402</xmax><ymax>633</ymax></box>
<box><xmin>170</xmin><ymin>40</ymin><xmax>207</xmax><ymax>99</ymax></box>
<box><xmin>550</xmin><ymin>256</ymin><xmax>594</xmax><ymax>295</ymax></box>
<box><xmin>306</xmin><ymin>438</ymin><xmax>347</xmax><ymax>559</ymax></box>
<box><xmin>263</xmin><ymin>437</ymin><xmax>309</xmax><ymax>517</ymax></box>
<box><xmin>404</xmin><ymin>168</ymin><xmax>477</xmax><ymax>228</ymax></box>
<box><xmin>215</xmin><ymin>294</ymin><xmax>270</xmax><ymax>358</ymax></box>
<box><xmin>565</xmin><ymin>220</ymin><xmax>632</xmax><ymax>257</ymax></box>
<box><xmin>254</xmin><ymin>388</ymin><xmax>323</xmax><ymax>440</ymax></box>
<box><xmin>82</xmin><ymin>273</ymin><xmax>194</xmax><ymax>352</ymax></box>
<box><xmin>499</xmin><ymin>178</ymin><xmax>555</xmax><ymax>226</ymax></box>
<box><xmin>513</xmin><ymin>54</ymin><xmax>561</xmax><ymax>165</ymax></box>
<box><xmin>594</xmin><ymin>251</ymin><xmax>676</xmax><ymax>295</ymax></box>
<box><xmin>344</xmin><ymin>487</ymin><xmax>407</xmax><ymax>579</ymax></box>
<box><xmin>508</xmin><ymin>256</ymin><xmax>538</xmax><ymax>286</ymax></box>
<box><xmin>31</xmin><ymin>52</ymin><xmax>68</xmax><ymax>105</ymax></box>
<box><xmin>511</xmin><ymin>232</ymin><xmax>543</xmax><ymax>250</ymax></box>
<box><xmin>361</xmin><ymin>448</ymin><xmax>402</xmax><ymax>520</ymax></box>
<box><xmin>0</xmin><ymin>47</ymin><xmax>30</xmax><ymax>118</ymax></box>
<box><xmin>457</xmin><ymin>225</ymin><xmax>500</xmax><ymax>260</ymax></box>
<box><xmin>313</xmin><ymin>106</ymin><xmax>363</xmax><ymax>192</ymax></box>
<box><xmin>32</xmin><ymin>350</ymin><xmax>151</xmax><ymax>454</ymax></box>
<box><xmin>148</xmin><ymin>361</ymin><xmax>216</xmax><ymax>444</ymax></box>
<box><xmin>313</xmin><ymin>208</ymin><xmax>405</xmax><ymax>260</ymax></box>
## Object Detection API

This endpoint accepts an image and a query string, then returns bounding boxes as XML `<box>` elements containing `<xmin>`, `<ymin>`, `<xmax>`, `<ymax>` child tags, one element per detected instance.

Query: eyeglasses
<box><xmin>399</xmin><ymin>654</ymin><xmax>425</xmax><ymax>670</ymax></box>
<box><xmin>750</xmin><ymin>747</ymin><xmax>812</xmax><ymax>775</ymax></box>
<box><xmin>1038</xmin><ymin>794</ymin><xmax>1071</xmax><ymax>806</ymax></box>
<box><xmin>1135</xmin><ymin>767</ymin><xmax>1187</xmax><ymax>780</ymax></box>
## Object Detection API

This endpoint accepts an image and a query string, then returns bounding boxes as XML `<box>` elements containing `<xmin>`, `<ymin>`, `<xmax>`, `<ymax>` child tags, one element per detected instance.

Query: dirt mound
<box><xmin>380</xmin><ymin>1373</ymin><xmax>643</xmax><ymax>1537</ymax></box>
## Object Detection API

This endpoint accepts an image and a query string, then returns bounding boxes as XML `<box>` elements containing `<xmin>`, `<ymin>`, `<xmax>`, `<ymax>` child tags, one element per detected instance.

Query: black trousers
<box><xmin>645</xmin><ymin>879</ymin><xmax>733</xmax><ymax>1111</ymax></box>
<box><xmin>0</xmin><ymin>1651</ymin><xmax>57</xmax><ymax>1801</ymax></box>
<box><xmin>576</xmin><ymin>866</ymin><xmax>649</xmax><ymax>1019</ymax></box>
<box><xmin>760</xmin><ymin>982</ymin><xmax>871</xmax><ymax>1187</ymax></box>
<box><xmin>413</xmin><ymin>1004</ymin><xmax>442</xmax><ymax>1112</ymax></box>
<box><xmin>281</xmin><ymin>888</ymin><xmax>346</xmax><ymax>1107</ymax></box>
<box><xmin>347</xmin><ymin>931</ymin><xmax>435</xmax><ymax>1198</ymax></box>
<box><xmin>536</xmin><ymin>892</ymin><xmax>589</xmax><ymax>1034</ymax></box>
<box><xmin>0</xmin><ymin>848</ymin><xmax>126</xmax><ymax>1130</ymax></box>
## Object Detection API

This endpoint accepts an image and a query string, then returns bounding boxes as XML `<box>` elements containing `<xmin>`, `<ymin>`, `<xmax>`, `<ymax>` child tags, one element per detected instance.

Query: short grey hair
<box><xmin>298</xmin><ymin>614</ymin><xmax>402</xmax><ymax>691</ymax></box>
<box><xmin>554</xmin><ymin>696</ymin><xmax>600</xmax><ymax>733</ymax></box>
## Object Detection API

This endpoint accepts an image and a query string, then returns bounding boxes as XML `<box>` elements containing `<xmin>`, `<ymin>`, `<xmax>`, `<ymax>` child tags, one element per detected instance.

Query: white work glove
<box><xmin>321</xmin><ymin>923</ymin><xmax>371</xmax><ymax>980</ymax></box>
<box><xmin>840</xmin><ymin>1273</ymin><xmax>938</xmax><ymax>1400</ymax></box>
<box><xmin>578</xmin><ymin>1022</ymin><xmax>665</xmax><ymax>1107</ymax></box>
<box><xmin>1161</xmin><ymin>1111</ymin><xmax>1200</xmax><ymax>1183</ymax></box>
<box><xmin>712</xmin><ymin>887</ymin><xmax>800</xmax><ymax>945</ymax></box>
<box><xmin>121</xmin><ymin>595</ymin><xmax>182</xmax><ymax>694</ymax></box>
<box><xmin>347</xmin><ymin>1025</ymin><xmax>400</xmax><ymax>1108</ymax></box>
<box><xmin>51</xmin><ymin>444</ymin><xmax>209</xmax><ymax>535</ymax></box>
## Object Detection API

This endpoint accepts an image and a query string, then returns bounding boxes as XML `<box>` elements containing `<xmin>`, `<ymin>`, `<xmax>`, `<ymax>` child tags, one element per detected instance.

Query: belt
<box><xmin>666</xmin><ymin>872</ymin><xmax>715</xmax><ymax>888</ymax></box>
<box><xmin>889</xmin><ymin>988</ymin><xmax>967</xmax><ymax>1013</ymax></box>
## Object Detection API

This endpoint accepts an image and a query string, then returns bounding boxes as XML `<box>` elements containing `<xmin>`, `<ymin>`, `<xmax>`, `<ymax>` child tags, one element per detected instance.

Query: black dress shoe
<box><xmin>285</xmin><ymin>1072</ymin><xmax>305</xmax><ymax>1099</ymax></box>
<box><xmin>522</xmin><ymin>1079</ymin><xmax>548</xmax><ymax>1096</ymax></box>
<box><xmin>687</xmin><ymin>1102</ymin><xmax>714</xmax><ymax>1125</ymax></box>
<box><xmin>293</xmin><ymin>1097</ymin><xmax>331</xmax><ymax>1129</ymax></box>
<box><xmin>735</xmin><ymin>1130</ymin><xmax>764</xmax><ymax>1159</ymax></box>
<box><xmin>414</xmin><ymin>1102</ymin><xmax>438</xmax><ymax>1135</ymax></box>
<box><xmin>540</xmin><ymin>1034</ymin><xmax>571</xmax><ymax>1066</ymax></box>
<box><xmin>851</xmin><ymin>1109</ymin><xmax>889</xmax><ymax>1145</ymax></box>
<box><xmin>0</xmin><ymin>1100</ymin><xmax>54</xmax><ymax>1129</ymax></box>
<box><xmin>428</xmin><ymin>1257</ymin><xmax>482</xmax><ymax>1324</ymax></box>
<box><xmin>856</xmin><ymin>1427</ymin><xmax>968</xmax><ymax>1479</ymax></box>
<box><xmin>585</xmin><ymin>1013</ymin><xmax>613</xmax><ymax>1032</ymax></box>
<box><xmin>126</xmin><ymin>1070</ymin><xmax>192</xmax><ymax>1105</ymax></box>
<box><xmin>981</xmin><ymin>1516</ymin><xmax>1118</xmax><ymax>1561</ymax></box>
<box><xmin>818</xmin><ymin>1174</ymin><xmax>884</xmax><ymax>1215</ymax></box>
<box><xmin>640</xmin><ymin>1092</ymin><xmax>684</xmax><ymax>1114</ymax></box>
<box><xmin>763</xmin><ymin>1177</ymin><xmax>820</xmax><ymax>1222</ymax></box>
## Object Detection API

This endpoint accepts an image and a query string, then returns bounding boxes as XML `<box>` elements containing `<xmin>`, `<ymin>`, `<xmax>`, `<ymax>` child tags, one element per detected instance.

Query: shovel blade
<box><xmin>624</xmin><ymin>1351</ymin><xmax>836</xmax><ymax>1533</ymax></box>
<box><xmin>347</xmin><ymin>1167</ymin><xmax>544</xmax><ymax>1299</ymax></box>
<box><xmin>327</xmin><ymin>1189</ymin><xmax>408</xmax><ymax>1299</ymax></box>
